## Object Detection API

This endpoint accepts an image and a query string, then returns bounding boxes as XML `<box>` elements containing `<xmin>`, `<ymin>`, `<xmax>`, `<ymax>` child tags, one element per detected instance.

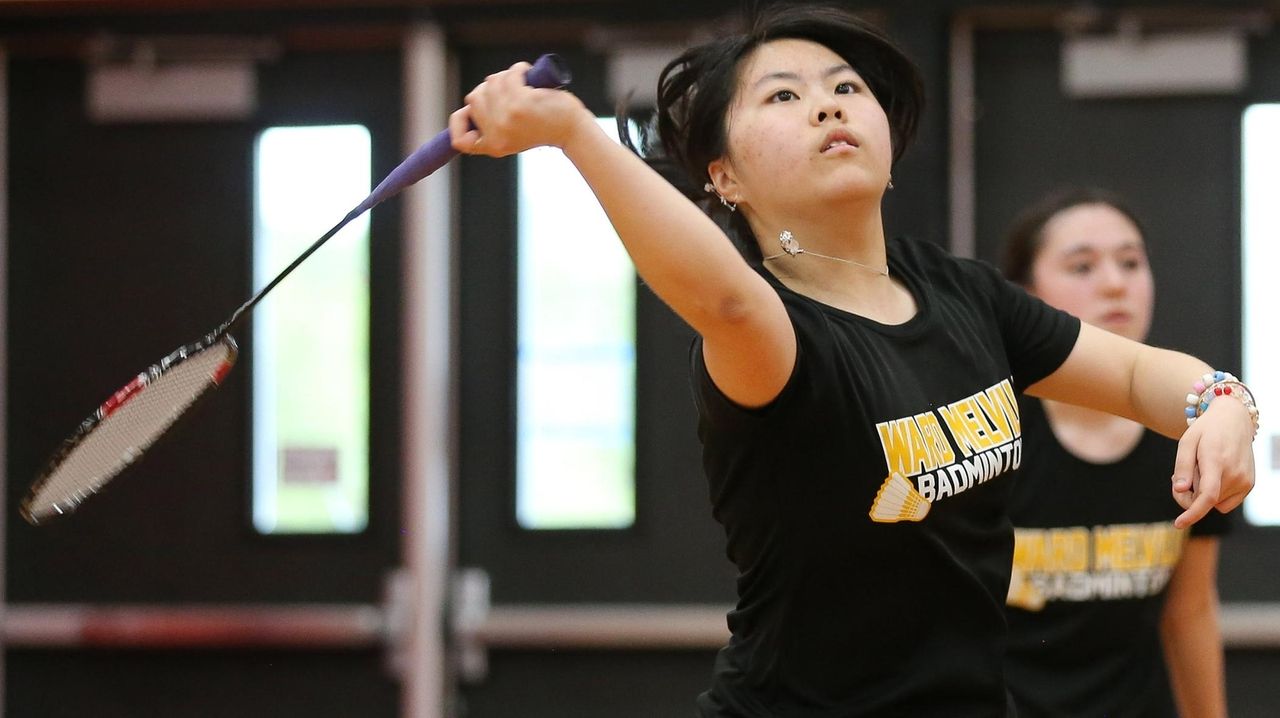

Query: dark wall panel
<box><xmin>7</xmin><ymin>649</ymin><xmax>398</xmax><ymax>718</ymax></box>
<box><xmin>972</xmin><ymin>29</ymin><xmax>1239</xmax><ymax>365</ymax></box>
<box><xmin>460</xmin><ymin>650</ymin><xmax>715</xmax><ymax>718</ymax></box>
<box><xmin>1227</xmin><ymin>650</ymin><xmax>1280</xmax><ymax>717</ymax></box>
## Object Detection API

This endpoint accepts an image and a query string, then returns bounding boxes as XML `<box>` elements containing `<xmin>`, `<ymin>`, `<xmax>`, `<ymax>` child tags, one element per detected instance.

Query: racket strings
<box><xmin>23</xmin><ymin>340</ymin><xmax>236</xmax><ymax>522</ymax></box>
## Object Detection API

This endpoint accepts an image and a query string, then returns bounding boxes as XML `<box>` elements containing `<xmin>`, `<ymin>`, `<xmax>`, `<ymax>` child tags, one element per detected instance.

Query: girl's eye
<box><xmin>770</xmin><ymin>89</ymin><xmax>797</xmax><ymax>102</ymax></box>
<box><xmin>1068</xmin><ymin>262</ymin><xmax>1092</xmax><ymax>276</ymax></box>
<box><xmin>835</xmin><ymin>82</ymin><xmax>856</xmax><ymax>94</ymax></box>
<box><xmin>1120</xmin><ymin>257</ymin><xmax>1145</xmax><ymax>271</ymax></box>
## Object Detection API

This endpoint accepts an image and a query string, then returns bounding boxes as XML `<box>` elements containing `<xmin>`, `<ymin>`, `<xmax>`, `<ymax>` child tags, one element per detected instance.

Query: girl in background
<box><xmin>1003</xmin><ymin>188</ymin><xmax>1229</xmax><ymax>718</ymax></box>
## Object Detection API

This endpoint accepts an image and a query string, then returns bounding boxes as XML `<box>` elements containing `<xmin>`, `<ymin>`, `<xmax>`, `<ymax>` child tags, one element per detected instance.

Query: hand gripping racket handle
<box><xmin>353</xmin><ymin>53</ymin><xmax>572</xmax><ymax>215</ymax></box>
<box><xmin>223</xmin><ymin>53</ymin><xmax>571</xmax><ymax>333</ymax></box>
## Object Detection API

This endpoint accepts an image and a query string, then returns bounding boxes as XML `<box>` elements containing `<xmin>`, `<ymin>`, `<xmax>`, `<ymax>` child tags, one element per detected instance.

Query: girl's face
<box><xmin>1028</xmin><ymin>203</ymin><xmax>1154</xmax><ymax>342</ymax></box>
<box><xmin>710</xmin><ymin>38</ymin><xmax>893</xmax><ymax>215</ymax></box>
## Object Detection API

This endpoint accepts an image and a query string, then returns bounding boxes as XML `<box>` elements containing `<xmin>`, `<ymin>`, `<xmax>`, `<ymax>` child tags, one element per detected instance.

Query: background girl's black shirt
<box><xmin>692</xmin><ymin>236</ymin><xmax>1080</xmax><ymax>717</ymax></box>
<box><xmin>1005</xmin><ymin>398</ymin><xmax>1230</xmax><ymax>718</ymax></box>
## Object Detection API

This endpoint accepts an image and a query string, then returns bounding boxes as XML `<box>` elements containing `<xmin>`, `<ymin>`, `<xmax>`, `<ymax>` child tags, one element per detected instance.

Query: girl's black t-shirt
<box><xmin>1004</xmin><ymin>398</ymin><xmax>1230</xmax><ymax>718</ymax></box>
<box><xmin>692</xmin><ymin>236</ymin><xmax>1080</xmax><ymax>717</ymax></box>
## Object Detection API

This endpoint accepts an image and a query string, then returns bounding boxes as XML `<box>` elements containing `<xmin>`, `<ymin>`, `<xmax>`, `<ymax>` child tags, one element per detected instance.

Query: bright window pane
<box><xmin>1242</xmin><ymin>104</ymin><xmax>1279</xmax><ymax>526</ymax></box>
<box><xmin>516</xmin><ymin>117</ymin><xmax>636</xmax><ymax>530</ymax></box>
<box><xmin>252</xmin><ymin>125</ymin><xmax>370</xmax><ymax>534</ymax></box>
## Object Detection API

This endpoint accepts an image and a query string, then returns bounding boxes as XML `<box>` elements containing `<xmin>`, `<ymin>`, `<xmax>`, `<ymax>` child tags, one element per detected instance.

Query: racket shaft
<box><xmin>227</xmin><ymin>53</ymin><xmax>571</xmax><ymax>332</ymax></box>
<box><xmin>25</xmin><ymin>54</ymin><xmax>572</xmax><ymax>525</ymax></box>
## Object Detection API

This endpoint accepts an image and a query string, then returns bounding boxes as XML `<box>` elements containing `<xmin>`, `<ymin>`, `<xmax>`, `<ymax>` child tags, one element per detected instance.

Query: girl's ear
<box><xmin>706</xmin><ymin>158</ymin><xmax>744</xmax><ymax>205</ymax></box>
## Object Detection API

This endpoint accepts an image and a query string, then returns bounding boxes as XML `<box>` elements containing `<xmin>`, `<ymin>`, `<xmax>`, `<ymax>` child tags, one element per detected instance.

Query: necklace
<box><xmin>762</xmin><ymin>230</ymin><xmax>889</xmax><ymax>277</ymax></box>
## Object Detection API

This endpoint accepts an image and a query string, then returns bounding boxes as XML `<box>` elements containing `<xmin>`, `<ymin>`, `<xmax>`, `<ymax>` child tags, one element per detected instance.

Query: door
<box><xmin>4</xmin><ymin>37</ymin><xmax>406</xmax><ymax>717</ymax></box>
<box><xmin>454</xmin><ymin>44</ymin><xmax>737</xmax><ymax>717</ymax></box>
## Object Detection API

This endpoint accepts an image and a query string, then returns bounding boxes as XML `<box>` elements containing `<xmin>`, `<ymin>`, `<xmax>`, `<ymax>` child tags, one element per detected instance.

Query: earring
<box><xmin>887</xmin><ymin>175</ymin><xmax>895</xmax><ymax>191</ymax></box>
<box><xmin>703</xmin><ymin>182</ymin><xmax>738</xmax><ymax>212</ymax></box>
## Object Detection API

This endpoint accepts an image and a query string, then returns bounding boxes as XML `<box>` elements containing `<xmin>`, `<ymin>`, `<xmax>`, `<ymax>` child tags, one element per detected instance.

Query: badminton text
<box><xmin>874</xmin><ymin>378</ymin><xmax>1023</xmax><ymax>506</ymax></box>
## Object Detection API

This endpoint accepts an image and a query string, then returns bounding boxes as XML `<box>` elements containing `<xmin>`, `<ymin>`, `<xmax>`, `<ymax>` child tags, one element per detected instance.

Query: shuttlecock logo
<box><xmin>1006</xmin><ymin>563</ymin><xmax>1047</xmax><ymax>611</ymax></box>
<box><xmin>869</xmin><ymin>472</ymin><xmax>931</xmax><ymax>523</ymax></box>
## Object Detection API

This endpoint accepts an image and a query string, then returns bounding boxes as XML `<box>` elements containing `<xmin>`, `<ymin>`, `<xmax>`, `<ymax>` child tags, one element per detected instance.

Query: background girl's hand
<box><xmin>448</xmin><ymin>61</ymin><xmax>596</xmax><ymax>158</ymax></box>
<box><xmin>1171</xmin><ymin>396</ymin><xmax>1256</xmax><ymax>528</ymax></box>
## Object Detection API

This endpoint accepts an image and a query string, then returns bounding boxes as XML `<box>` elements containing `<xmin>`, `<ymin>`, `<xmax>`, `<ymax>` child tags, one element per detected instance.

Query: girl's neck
<box><xmin>1041</xmin><ymin>399</ymin><xmax>1145</xmax><ymax>464</ymax></box>
<box><xmin>752</xmin><ymin>204</ymin><xmax>888</xmax><ymax>280</ymax></box>
<box><xmin>751</xmin><ymin>205</ymin><xmax>917</xmax><ymax>325</ymax></box>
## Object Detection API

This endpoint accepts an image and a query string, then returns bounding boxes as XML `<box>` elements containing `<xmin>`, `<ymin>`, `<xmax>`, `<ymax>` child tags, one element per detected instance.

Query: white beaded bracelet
<box><xmin>1185</xmin><ymin>371</ymin><xmax>1260</xmax><ymax>438</ymax></box>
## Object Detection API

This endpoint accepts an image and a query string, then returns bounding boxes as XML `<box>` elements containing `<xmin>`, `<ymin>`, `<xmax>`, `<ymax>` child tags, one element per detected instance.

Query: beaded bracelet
<box><xmin>1184</xmin><ymin>371</ymin><xmax>1261</xmax><ymax>438</ymax></box>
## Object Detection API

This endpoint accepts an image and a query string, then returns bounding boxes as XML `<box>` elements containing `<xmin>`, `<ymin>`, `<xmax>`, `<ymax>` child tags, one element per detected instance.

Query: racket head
<box><xmin>21</xmin><ymin>333</ymin><xmax>239</xmax><ymax>525</ymax></box>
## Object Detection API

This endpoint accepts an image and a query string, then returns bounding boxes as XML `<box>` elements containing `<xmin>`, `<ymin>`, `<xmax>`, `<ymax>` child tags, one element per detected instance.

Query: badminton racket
<box><xmin>20</xmin><ymin>54</ymin><xmax>571</xmax><ymax>525</ymax></box>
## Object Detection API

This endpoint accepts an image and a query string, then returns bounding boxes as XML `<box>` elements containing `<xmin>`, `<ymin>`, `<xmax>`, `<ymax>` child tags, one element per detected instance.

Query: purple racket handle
<box><xmin>353</xmin><ymin>53</ymin><xmax>571</xmax><ymax>214</ymax></box>
<box><xmin>223</xmin><ymin>54</ymin><xmax>570</xmax><ymax>333</ymax></box>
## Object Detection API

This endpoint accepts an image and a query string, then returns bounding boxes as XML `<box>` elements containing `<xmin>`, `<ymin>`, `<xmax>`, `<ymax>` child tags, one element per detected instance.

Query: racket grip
<box><xmin>354</xmin><ymin>53</ymin><xmax>572</xmax><ymax>214</ymax></box>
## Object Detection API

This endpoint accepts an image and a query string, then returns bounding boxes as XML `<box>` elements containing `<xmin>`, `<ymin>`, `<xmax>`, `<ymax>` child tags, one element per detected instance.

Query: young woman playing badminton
<box><xmin>450</xmin><ymin>5</ymin><xmax>1258</xmax><ymax>715</ymax></box>
<box><xmin>1002</xmin><ymin>188</ymin><xmax>1230</xmax><ymax>718</ymax></box>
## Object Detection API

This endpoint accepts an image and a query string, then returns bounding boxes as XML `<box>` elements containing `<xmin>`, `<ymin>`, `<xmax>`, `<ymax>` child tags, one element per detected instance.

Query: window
<box><xmin>515</xmin><ymin>117</ymin><xmax>636</xmax><ymax>529</ymax></box>
<box><xmin>1242</xmin><ymin>104</ymin><xmax>1279</xmax><ymax>526</ymax></box>
<box><xmin>252</xmin><ymin>125</ymin><xmax>371</xmax><ymax>534</ymax></box>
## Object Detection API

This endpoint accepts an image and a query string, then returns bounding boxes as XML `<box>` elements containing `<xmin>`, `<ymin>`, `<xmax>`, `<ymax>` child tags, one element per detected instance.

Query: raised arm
<box><xmin>1027</xmin><ymin>323</ymin><xmax>1256</xmax><ymax>527</ymax></box>
<box><xmin>450</xmin><ymin>62</ymin><xmax>795</xmax><ymax>408</ymax></box>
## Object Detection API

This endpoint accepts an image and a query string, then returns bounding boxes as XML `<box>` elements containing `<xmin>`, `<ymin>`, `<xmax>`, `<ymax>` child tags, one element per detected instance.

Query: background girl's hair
<box><xmin>1002</xmin><ymin>186</ymin><xmax>1149</xmax><ymax>286</ymax></box>
<box><xmin>619</xmin><ymin>2</ymin><xmax>925</xmax><ymax>262</ymax></box>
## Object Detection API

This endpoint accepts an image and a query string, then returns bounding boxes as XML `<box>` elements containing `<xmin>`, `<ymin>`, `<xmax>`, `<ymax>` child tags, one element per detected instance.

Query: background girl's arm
<box><xmin>1161</xmin><ymin>537</ymin><xmax>1228</xmax><ymax>718</ymax></box>
<box><xmin>1027</xmin><ymin>323</ymin><xmax>1255</xmax><ymax>527</ymax></box>
<box><xmin>452</xmin><ymin>63</ymin><xmax>795</xmax><ymax>408</ymax></box>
